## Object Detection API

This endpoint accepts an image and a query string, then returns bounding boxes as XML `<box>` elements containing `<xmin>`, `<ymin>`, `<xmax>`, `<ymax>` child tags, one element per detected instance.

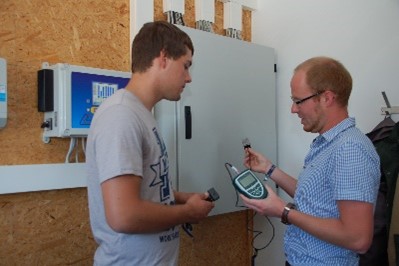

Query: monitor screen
<box><xmin>71</xmin><ymin>72</ymin><xmax>129</xmax><ymax>129</ymax></box>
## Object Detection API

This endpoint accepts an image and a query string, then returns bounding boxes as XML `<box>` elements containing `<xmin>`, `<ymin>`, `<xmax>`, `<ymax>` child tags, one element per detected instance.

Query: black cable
<box><xmin>248</xmin><ymin>212</ymin><xmax>275</xmax><ymax>266</ymax></box>
<box><xmin>224</xmin><ymin>162</ymin><xmax>275</xmax><ymax>266</ymax></box>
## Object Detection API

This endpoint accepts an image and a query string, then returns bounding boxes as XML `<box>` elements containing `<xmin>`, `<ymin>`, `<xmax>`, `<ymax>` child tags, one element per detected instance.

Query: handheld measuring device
<box><xmin>232</xmin><ymin>169</ymin><xmax>267</xmax><ymax>199</ymax></box>
<box><xmin>228</xmin><ymin>137</ymin><xmax>267</xmax><ymax>199</ymax></box>
<box><xmin>206</xmin><ymin>187</ymin><xmax>220</xmax><ymax>202</ymax></box>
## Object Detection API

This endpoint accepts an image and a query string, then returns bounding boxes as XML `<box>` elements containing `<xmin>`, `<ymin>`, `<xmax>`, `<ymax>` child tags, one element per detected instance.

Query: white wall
<box><xmin>251</xmin><ymin>1</ymin><xmax>399</xmax><ymax>265</ymax></box>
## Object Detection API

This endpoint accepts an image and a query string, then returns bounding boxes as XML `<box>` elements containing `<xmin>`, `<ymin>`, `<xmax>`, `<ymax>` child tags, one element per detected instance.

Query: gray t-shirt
<box><xmin>86</xmin><ymin>89</ymin><xmax>179</xmax><ymax>266</ymax></box>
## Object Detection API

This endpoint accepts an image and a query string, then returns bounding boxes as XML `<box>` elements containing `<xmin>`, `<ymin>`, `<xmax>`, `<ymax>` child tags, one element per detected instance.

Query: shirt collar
<box><xmin>320</xmin><ymin>117</ymin><xmax>356</xmax><ymax>142</ymax></box>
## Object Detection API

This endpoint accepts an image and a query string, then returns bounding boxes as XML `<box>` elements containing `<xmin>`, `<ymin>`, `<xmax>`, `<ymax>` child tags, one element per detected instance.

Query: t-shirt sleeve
<box><xmin>93</xmin><ymin>104</ymin><xmax>144</xmax><ymax>183</ymax></box>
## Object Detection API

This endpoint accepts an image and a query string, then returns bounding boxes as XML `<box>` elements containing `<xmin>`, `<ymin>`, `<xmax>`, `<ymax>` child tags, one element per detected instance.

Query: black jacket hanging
<box><xmin>371</xmin><ymin>121</ymin><xmax>399</xmax><ymax>228</ymax></box>
<box><xmin>360</xmin><ymin>119</ymin><xmax>399</xmax><ymax>266</ymax></box>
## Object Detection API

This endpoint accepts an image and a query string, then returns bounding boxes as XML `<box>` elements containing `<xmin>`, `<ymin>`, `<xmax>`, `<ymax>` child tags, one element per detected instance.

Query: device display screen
<box><xmin>239</xmin><ymin>173</ymin><xmax>255</xmax><ymax>188</ymax></box>
<box><xmin>232</xmin><ymin>168</ymin><xmax>267</xmax><ymax>199</ymax></box>
<box><xmin>71</xmin><ymin>72</ymin><xmax>129</xmax><ymax>129</ymax></box>
<box><xmin>92</xmin><ymin>82</ymin><xmax>119</xmax><ymax>106</ymax></box>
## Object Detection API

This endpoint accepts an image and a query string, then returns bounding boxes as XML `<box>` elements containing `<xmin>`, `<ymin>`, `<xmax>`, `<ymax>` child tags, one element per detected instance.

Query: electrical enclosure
<box><xmin>39</xmin><ymin>63</ymin><xmax>130</xmax><ymax>141</ymax></box>
<box><xmin>154</xmin><ymin>26</ymin><xmax>276</xmax><ymax>216</ymax></box>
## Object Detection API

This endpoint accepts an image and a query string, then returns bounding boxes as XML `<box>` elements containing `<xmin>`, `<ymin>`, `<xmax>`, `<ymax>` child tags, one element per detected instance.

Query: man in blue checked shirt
<box><xmin>242</xmin><ymin>56</ymin><xmax>380</xmax><ymax>266</ymax></box>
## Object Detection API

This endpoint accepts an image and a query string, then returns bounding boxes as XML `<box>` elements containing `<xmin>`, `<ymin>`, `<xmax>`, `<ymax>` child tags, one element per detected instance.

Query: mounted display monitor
<box><xmin>38</xmin><ymin>63</ymin><xmax>130</xmax><ymax>141</ymax></box>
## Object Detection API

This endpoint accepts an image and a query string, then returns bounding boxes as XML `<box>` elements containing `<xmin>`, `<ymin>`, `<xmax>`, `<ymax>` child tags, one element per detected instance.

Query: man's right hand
<box><xmin>244</xmin><ymin>148</ymin><xmax>272</xmax><ymax>174</ymax></box>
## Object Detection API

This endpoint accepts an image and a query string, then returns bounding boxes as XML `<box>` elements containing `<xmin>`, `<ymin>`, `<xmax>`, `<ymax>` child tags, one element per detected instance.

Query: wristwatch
<box><xmin>281</xmin><ymin>202</ymin><xmax>296</xmax><ymax>225</ymax></box>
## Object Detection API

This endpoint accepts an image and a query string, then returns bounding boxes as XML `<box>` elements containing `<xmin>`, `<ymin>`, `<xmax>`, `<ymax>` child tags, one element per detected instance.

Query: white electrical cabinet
<box><xmin>155</xmin><ymin>26</ymin><xmax>277</xmax><ymax>216</ymax></box>
<box><xmin>38</xmin><ymin>63</ymin><xmax>131</xmax><ymax>142</ymax></box>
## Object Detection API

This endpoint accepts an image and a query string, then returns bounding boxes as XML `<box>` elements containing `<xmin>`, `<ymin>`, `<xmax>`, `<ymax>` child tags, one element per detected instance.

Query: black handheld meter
<box><xmin>232</xmin><ymin>169</ymin><xmax>267</xmax><ymax>199</ymax></box>
<box><xmin>206</xmin><ymin>187</ymin><xmax>220</xmax><ymax>202</ymax></box>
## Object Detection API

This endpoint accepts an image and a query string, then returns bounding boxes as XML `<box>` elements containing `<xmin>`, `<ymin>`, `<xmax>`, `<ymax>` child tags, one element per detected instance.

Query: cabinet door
<box><xmin>155</xmin><ymin>26</ymin><xmax>276</xmax><ymax>216</ymax></box>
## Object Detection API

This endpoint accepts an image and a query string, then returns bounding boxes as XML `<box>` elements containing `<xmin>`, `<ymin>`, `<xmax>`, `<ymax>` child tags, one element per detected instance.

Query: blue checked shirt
<box><xmin>285</xmin><ymin>117</ymin><xmax>380</xmax><ymax>266</ymax></box>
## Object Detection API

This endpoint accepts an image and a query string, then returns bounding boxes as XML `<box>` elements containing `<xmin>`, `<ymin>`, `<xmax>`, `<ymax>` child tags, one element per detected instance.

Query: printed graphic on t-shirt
<box><xmin>150</xmin><ymin>128</ymin><xmax>179</xmax><ymax>243</ymax></box>
<box><xmin>150</xmin><ymin>128</ymin><xmax>171</xmax><ymax>203</ymax></box>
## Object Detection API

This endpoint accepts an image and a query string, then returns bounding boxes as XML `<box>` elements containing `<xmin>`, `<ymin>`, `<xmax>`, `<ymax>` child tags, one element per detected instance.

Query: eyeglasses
<box><xmin>291</xmin><ymin>91</ymin><xmax>323</xmax><ymax>105</ymax></box>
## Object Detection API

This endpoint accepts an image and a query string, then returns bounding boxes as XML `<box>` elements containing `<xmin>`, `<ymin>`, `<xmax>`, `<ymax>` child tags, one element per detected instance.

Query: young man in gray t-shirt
<box><xmin>86</xmin><ymin>21</ymin><xmax>215</xmax><ymax>266</ymax></box>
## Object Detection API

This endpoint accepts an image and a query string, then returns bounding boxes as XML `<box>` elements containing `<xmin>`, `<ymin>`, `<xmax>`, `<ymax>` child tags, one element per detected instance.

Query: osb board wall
<box><xmin>0</xmin><ymin>188</ymin><xmax>94</xmax><ymax>265</ymax></box>
<box><xmin>0</xmin><ymin>0</ymin><xmax>254</xmax><ymax>265</ymax></box>
<box><xmin>0</xmin><ymin>0</ymin><xmax>130</xmax><ymax>165</ymax></box>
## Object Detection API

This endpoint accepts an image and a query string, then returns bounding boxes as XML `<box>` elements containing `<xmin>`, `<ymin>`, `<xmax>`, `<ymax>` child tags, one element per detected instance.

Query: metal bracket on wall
<box><xmin>381</xmin><ymin>106</ymin><xmax>399</xmax><ymax>115</ymax></box>
<box><xmin>381</xmin><ymin>91</ymin><xmax>399</xmax><ymax>115</ymax></box>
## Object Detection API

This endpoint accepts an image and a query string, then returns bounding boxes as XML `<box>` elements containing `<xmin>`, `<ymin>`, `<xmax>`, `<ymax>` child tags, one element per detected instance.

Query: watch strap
<box><xmin>264</xmin><ymin>164</ymin><xmax>276</xmax><ymax>180</ymax></box>
<box><xmin>281</xmin><ymin>202</ymin><xmax>296</xmax><ymax>225</ymax></box>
